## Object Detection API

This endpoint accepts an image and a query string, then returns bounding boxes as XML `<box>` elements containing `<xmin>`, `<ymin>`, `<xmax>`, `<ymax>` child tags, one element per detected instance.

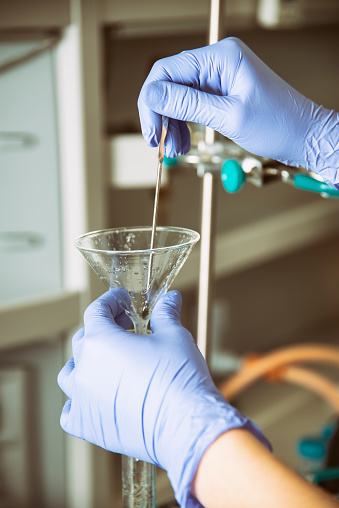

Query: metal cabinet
<box><xmin>0</xmin><ymin>43</ymin><xmax>62</xmax><ymax>302</ymax></box>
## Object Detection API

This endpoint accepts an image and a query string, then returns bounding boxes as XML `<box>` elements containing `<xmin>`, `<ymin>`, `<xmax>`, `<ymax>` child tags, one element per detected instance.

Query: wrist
<box><xmin>304</xmin><ymin>104</ymin><xmax>339</xmax><ymax>188</ymax></box>
<box><xmin>191</xmin><ymin>427</ymin><xmax>339</xmax><ymax>508</ymax></box>
<box><xmin>160</xmin><ymin>389</ymin><xmax>270</xmax><ymax>507</ymax></box>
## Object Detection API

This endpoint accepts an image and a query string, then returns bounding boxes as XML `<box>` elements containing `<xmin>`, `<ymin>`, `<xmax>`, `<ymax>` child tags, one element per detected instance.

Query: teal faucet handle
<box><xmin>163</xmin><ymin>155</ymin><xmax>178</xmax><ymax>167</ymax></box>
<box><xmin>294</xmin><ymin>174</ymin><xmax>339</xmax><ymax>198</ymax></box>
<box><xmin>221</xmin><ymin>159</ymin><xmax>246</xmax><ymax>193</ymax></box>
<box><xmin>297</xmin><ymin>437</ymin><xmax>327</xmax><ymax>461</ymax></box>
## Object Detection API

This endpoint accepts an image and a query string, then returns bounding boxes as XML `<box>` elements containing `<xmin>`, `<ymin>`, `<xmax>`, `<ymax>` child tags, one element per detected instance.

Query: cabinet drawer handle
<box><xmin>0</xmin><ymin>232</ymin><xmax>44</xmax><ymax>252</ymax></box>
<box><xmin>0</xmin><ymin>132</ymin><xmax>37</xmax><ymax>151</ymax></box>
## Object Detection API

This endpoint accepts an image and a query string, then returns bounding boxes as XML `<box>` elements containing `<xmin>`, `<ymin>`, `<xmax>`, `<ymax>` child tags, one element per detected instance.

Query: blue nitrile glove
<box><xmin>138</xmin><ymin>37</ymin><xmax>339</xmax><ymax>189</ymax></box>
<box><xmin>58</xmin><ymin>288</ymin><xmax>270</xmax><ymax>507</ymax></box>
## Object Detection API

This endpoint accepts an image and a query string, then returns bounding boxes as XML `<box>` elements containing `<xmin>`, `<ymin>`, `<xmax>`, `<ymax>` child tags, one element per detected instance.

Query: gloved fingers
<box><xmin>143</xmin><ymin>52</ymin><xmax>199</xmax><ymax>87</ymax></box>
<box><xmin>150</xmin><ymin>290</ymin><xmax>182</xmax><ymax>333</ymax></box>
<box><xmin>57</xmin><ymin>358</ymin><xmax>75</xmax><ymax>399</ymax></box>
<box><xmin>115</xmin><ymin>311</ymin><xmax>133</xmax><ymax>330</ymax></box>
<box><xmin>60</xmin><ymin>399</ymin><xmax>72</xmax><ymax>433</ymax></box>
<box><xmin>83</xmin><ymin>288</ymin><xmax>131</xmax><ymax>335</ymax></box>
<box><xmin>140</xmin><ymin>81</ymin><xmax>234</xmax><ymax>140</ymax></box>
<box><xmin>178</xmin><ymin>119</ymin><xmax>191</xmax><ymax>155</ymax></box>
<box><xmin>164</xmin><ymin>118</ymin><xmax>191</xmax><ymax>158</ymax></box>
<box><xmin>137</xmin><ymin>49</ymin><xmax>198</xmax><ymax>152</ymax></box>
<box><xmin>138</xmin><ymin>38</ymin><xmax>243</xmax><ymax>151</ymax></box>
<box><xmin>137</xmin><ymin>102</ymin><xmax>191</xmax><ymax>157</ymax></box>
<box><xmin>142</xmin><ymin>38</ymin><xmax>242</xmax><ymax>92</ymax></box>
<box><xmin>138</xmin><ymin>50</ymin><xmax>201</xmax><ymax>144</ymax></box>
<box><xmin>71</xmin><ymin>327</ymin><xmax>84</xmax><ymax>362</ymax></box>
<box><xmin>138</xmin><ymin>95</ymin><xmax>162</xmax><ymax>148</ymax></box>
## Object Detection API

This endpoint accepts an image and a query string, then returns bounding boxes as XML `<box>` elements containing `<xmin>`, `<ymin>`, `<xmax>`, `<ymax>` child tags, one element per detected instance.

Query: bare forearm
<box><xmin>192</xmin><ymin>429</ymin><xmax>339</xmax><ymax>508</ymax></box>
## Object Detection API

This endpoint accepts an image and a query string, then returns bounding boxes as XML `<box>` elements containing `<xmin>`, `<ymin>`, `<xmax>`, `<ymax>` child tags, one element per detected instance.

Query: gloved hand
<box><xmin>58</xmin><ymin>288</ymin><xmax>270</xmax><ymax>507</ymax></box>
<box><xmin>138</xmin><ymin>37</ymin><xmax>339</xmax><ymax>188</ymax></box>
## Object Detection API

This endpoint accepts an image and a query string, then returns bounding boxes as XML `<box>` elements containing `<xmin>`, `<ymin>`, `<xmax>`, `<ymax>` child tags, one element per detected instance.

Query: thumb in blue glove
<box><xmin>138</xmin><ymin>37</ymin><xmax>339</xmax><ymax>189</ymax></box>
<box><xmin>58</xmin><ymin>288</ymin><xmax>270</xmax><ymax>507</ymax></box>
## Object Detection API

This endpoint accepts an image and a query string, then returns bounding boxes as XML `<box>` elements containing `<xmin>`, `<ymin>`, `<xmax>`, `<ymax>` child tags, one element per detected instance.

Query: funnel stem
<box><xmin>133</xmin><ymin>319</ymin><xmax>149</xmax><ymax>336</ymax></box>
<box><xmin>122</xmin><ymin>456</ymin><xmax>155</xmax><ymax>508</ymax></box>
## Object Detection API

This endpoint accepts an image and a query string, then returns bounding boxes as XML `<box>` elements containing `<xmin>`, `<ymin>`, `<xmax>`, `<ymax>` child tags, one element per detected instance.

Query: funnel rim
<box><xmin>74</xmin><ymin>226</ymin><xmax>200</xmax><ymax>255</ymax></box>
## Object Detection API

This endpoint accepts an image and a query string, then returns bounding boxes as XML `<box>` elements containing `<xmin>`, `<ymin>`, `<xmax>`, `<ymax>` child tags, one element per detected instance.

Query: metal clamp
<box><xmin>221</xmin><ymin>158</ymin><xmax>339</xmax><ymax>199</ymax></box>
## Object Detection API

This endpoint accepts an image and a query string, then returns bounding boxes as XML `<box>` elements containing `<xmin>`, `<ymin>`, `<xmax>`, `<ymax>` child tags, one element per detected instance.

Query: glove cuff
<box><xmin>162</xmin><ymin>389</ymin><xmax>271</xmax><ymax>507</ymax></box>
<box><xmin>305</xmin><ymin>105</ymin><xmax>339</xmax><ymax>189</ymax></box>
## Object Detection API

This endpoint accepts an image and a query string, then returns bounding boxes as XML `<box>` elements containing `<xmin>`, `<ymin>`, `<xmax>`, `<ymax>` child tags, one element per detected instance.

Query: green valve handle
<box><xmin>163</xmin><ymin>155</ymin><xmax>178</xmax><ymax>167</ymax></box>
<box><xmin>313</xmin><ymin>467</ymin><xmax>339</xmax><ymax>484</ymax></box>
<box><xmin>297</xmin><ymin>438</ymin><xmax>327</xmax><ymax>460</ymax></box>
<box><xmin>294</xmin><ymin>174</ymin><xmax>339</xmax><ymax>198</ymax></box>
<box><xmin>221</xmin><ymin>159</ymin><xmax>246</xmax><ymax>193</ymax></box>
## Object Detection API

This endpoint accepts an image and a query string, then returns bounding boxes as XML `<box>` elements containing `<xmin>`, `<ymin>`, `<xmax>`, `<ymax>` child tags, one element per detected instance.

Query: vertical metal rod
<box><xmin>208</xmin><ymin>0</ymin><xmax>224</xmax><ymax>46</ymax></box>
<box><xmin>197</xmin><ymin>172</ymin><xmax>216</xmax><ymax>359</ymax></box>
<box><xmin>196</xmin><ymin>0</ymin><xmax>224</xmax><ymax>359</ymax></box>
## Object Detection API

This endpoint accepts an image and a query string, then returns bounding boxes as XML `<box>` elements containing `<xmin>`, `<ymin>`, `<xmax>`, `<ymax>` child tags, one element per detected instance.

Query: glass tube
<box><xmin>122</xmin><ymin>456</ymin><xmax>155</xmax><ymax>508</ymax></box>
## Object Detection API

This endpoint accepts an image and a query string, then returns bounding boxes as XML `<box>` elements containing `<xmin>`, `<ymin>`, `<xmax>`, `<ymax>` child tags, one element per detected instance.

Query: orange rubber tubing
<box><xmin>219</xmin><ymin>344</ymin><xmax>339</xmax><ymax>402</ymax></box>
<box><xmin>277</xmin><ymin>365</ymin><xmax>339</xmax><ymax>413</ymax></box>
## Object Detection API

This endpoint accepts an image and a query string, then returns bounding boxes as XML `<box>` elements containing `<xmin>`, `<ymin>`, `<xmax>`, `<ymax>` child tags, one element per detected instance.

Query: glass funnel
<box><xmin>75</xmin><ymin>226</ymin><xmax>199</xmax><ymax>507</ymax></box>
<box><xmin>75</xmin><ymin>226</ymin><xmax>200</xmax><ymax>334</ymax></box>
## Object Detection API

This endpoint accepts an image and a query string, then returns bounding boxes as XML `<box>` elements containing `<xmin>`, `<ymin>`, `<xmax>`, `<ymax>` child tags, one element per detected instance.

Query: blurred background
<box><xmin>1</xmin><ymin>0</ymin><xmax>339</xmax><ymax>506</ymax></box>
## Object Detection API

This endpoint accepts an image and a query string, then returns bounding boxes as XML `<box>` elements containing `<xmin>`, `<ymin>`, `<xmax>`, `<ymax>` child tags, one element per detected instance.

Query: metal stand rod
<box><xmin>196</xmin><ymin>0</ymin><xmax>224</xmax><ymax>359</ymax></box>
<box><xmin>207</xmin><ymin>0</ymin><xmax>224</xmax><ymax>46</ymax></box>
<box><xmin>197</xmin><ymin>171</ymin><xmax>216</xmax><ymax>359</ymax></box>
